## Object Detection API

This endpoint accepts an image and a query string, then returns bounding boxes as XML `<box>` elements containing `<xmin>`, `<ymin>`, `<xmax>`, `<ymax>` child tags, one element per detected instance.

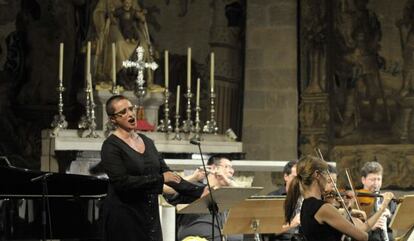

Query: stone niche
<box><xmin>331</xmin><ymin>144</ymin><xmax>414</xmax><ymax>189</ymax></box>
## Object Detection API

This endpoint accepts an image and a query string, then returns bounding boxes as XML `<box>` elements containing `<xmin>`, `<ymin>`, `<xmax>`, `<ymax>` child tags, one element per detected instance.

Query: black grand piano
<box><xmin>0</xmin><ymin>161</ymin><xmax>108</xmax><ymax>240</ymax></box>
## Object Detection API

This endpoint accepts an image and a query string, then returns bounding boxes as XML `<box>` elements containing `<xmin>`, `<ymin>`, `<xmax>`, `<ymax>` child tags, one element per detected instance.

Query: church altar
<box><xmin>41</xmin><ymin>129</ymin><xmax>290</xmax><ymax>174</ymax></box>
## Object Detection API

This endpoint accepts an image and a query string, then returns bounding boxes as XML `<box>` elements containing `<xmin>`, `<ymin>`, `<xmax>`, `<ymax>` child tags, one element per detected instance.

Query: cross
<box><xmin>122</xmin><ymin>46</ymin><xmax>158</xmax><ymax>88</ymax></box>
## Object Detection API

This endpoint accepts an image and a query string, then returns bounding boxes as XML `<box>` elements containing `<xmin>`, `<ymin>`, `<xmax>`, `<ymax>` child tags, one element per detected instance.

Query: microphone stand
<box><xmin>31</xmin><ymin>173</ymin><xmax>53</xmax><ymax>241</ymax></box>
<box><xmin>192</xmin><ymin>141</ymin><xmax>223</xmax><ymax>241</ymax></box>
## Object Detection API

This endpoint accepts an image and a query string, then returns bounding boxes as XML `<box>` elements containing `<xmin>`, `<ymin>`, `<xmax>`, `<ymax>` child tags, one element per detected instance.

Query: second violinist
<box><xmin>358</xmin><ymin>161</ymin><xmax>397</xmax><ymax>241</ymax></box>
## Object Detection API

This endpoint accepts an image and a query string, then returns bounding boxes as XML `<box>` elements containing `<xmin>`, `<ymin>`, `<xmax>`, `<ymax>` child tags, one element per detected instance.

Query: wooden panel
<box><xmin>223</xmin><ymin>198</ymin><xmax>286</xmax><ymax>235</ymax></box>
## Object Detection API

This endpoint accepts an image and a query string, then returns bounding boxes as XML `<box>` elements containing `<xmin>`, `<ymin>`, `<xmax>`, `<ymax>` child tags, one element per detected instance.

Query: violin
<box><xmin>323</xmin><ymin>190</ymin><xmax>367</xmax><ymax>222</ymax></box>
<box><xmin>356</xmin><ymin>189</ymin><xmax>403</xmax><ymax>207</ymax></box>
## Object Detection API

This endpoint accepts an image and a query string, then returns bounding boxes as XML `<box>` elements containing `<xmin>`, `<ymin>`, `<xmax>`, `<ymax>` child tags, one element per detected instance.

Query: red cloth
<box><xmin>136</xmin><ymin>119</ymin><xmax>155</xmax><ymax>131</ymax></box>
<box><xmin>134</xmin><ymin>107</ymin><xmax>155</xmax><ymax>131</ymax></box>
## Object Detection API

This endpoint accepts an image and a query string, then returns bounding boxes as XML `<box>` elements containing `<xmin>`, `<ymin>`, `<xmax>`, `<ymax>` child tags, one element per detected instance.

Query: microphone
<box><xmin>190</xmin><ymin>139</ymin><xmax>201</xmax><ymax>145</ymax></box>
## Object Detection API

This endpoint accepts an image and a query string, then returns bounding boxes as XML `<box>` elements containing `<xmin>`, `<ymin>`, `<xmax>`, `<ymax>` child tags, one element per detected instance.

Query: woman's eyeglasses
<box><xmin>111</xmin><ymin>105</ymin><xmax>137</xmax><ymax>117</ymax></box>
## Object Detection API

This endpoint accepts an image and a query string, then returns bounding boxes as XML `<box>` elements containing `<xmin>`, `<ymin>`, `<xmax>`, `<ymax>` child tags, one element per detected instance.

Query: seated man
<box><xmin>166</xmin><ymin>154</ymin><xmax>241</xmax><ymax>241</ymax></box>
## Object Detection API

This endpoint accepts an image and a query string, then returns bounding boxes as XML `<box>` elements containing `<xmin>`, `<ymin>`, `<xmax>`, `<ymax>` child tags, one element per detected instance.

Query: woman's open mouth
<box><xmin>128</xmin><ymin>117</ymin><xmax>136</xmax><ymax>125</ymax></box>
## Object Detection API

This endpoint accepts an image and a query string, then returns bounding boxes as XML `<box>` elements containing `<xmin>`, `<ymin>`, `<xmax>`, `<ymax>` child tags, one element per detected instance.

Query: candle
<box><xmin>112</xmin><ymin>43</ymin><xmax>116</xmax><ymax>86</ymax></box>
<box><xmin>165</xmin><ymin>50</ymin><xmax>169</xmax><ymax>89</ymax></box>
<box><xmin>176</xmin><ymin>85</ymin><xmax>180</xmax><ymax>114</ymax></box>
<box><xmin>196</xmin><ymin>78</ymin><xmax>200</xmax><ymax>106</ymax></box>
<box><xmin>59</xmin><ymin>43</ymin><xmax>64</xmax><ymax>82</ymax></box>
<box><xmin>86</xmin><ymin>41</ymin><xmax>91</xmax><ymax>85</ymax></box>
<box><xmin>187</xmin><ymin>47</ymin><xmax>191</xmax><ymax>90</ymax></box>
<box><xmin>210</xmin><ymin>52</ymin><xmax>214</xmax><ymax>92</ymax></box>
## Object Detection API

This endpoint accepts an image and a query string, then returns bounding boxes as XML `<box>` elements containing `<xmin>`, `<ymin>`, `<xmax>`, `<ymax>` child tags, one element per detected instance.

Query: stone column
<box><xmin>209</xmin><ymin>0</ymin><xmax>243</xmax><ymax>134</ymax></box>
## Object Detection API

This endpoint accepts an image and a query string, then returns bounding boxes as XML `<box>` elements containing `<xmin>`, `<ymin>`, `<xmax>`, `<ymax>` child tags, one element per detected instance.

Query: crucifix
<box><xmin>123</xmin><ymin>46</ymin><xmax>158</xmax><ymax>130</ymax></box>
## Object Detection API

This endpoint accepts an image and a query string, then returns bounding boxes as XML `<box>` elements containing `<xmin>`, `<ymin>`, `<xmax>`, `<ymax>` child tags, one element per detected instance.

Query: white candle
<box><xmin>187</xmin><ymin>47</ymin><xmax>191</xmax><ymax>90</ymax></box>
<box><xmin>210</xmin><ymin>52</ymin><xmax>214</xmax><ymax>92</ymax></box>
<box><xmin>176</xmin><ymin>85</ymin><xmax>180</xmax><ymax>114</ymax></box>
<box><xmin>86</xmin><ymin>41</ymin><xmax>91</xmax><ymax>86</ymax></box>
<box><xmin>112</xmin><ymin>43</ymin><xmax>116</xmax><ymax>86</ymax></box>
<box><xmin>59</xmin><ymin>43</ymin><xmax>64</xmax><ymax>82</ymax></box>
<box><xmin>196</xmin><ymin>78</ymin><xmax>200</xmax><ymax>106</ymax></box>
<box><xmin>165</xmin><ymin>50</ymin><xmax>169</xmax><ymax>89</ymax></box>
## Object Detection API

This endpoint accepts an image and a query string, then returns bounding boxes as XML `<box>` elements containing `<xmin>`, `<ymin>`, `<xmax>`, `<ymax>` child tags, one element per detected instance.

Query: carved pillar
<box><xmin>299</xmin><ymin>92</ymin><xmax>330</xmax><ymax>156</ymax></box>
<box><xmin>209</xmin><ymin>0</ymin><xmax>243</xmax><ymax>134</ymax></box>
<box><xmin>394</xmin><ymin>96</ymin><xmax>414</xmax><ymax>143</ymax></box>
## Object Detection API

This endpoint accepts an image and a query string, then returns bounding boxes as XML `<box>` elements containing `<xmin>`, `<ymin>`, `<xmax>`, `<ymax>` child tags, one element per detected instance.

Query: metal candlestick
<box><xmin>157</xmin><ymin>89</ymin><xmax>173</xmax><ymax>133</ymax></box>
<box><xmin>78</xmin><ymin>87</ymin><xmax>91</xmax><ymax>130</ymax></box>
<box><xmin>182</xmin><ymin>89</ymin><xmax>194</xmax><ymax>133</ymax></box>
<box><xmin>203</xmin><ymin>91</ymin><xmax>218</xmax><ymax>134</ymax></box>
<box><xmin>172</xmin><ymin>114</ymin><xmax>182</xmax><ymax>140</ymax></box>
<box><xmin>86</xmin><ymin>91</ymin><xmax>99</xmax><ymax>138</ymax></box>
<box><xmin>50</xmin><ymin>83</ymin><xmax>68</xmax><ymax>137</ymax></box>
<box><xmin>103</xmin><ymin>85</ymin><xmax>121</xmax><ymax>137</ymax></box>
<box><xmin>190</xmin><ymin>106</ymin><xmax>202</xmax><ymax>142</ymax></box>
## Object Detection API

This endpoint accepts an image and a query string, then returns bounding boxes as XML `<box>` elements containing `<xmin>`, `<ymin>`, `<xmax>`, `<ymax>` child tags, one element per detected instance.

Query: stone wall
<box><xmin>243</xmin><ymin>0</ymin><xmax>298</xmax><ymax>192</ymax></box>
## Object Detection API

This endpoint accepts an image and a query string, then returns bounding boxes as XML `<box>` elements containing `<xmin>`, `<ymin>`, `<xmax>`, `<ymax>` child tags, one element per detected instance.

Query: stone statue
<box><xmin>302</xmin><ymin>0</ymin><xmax>327</xmax><ymax>93</ymax></box>
<box><xmin>111</xmin><ymin>0</ymin><xmax>147</xmax><ymax>43</ymax></box>
<box><xmin>92</xmin><ymin>0</ymin><xmax>157</xmax><ymax>90</ymax></box>
<box><xmin>333</xmin><ymin>0</ymin><xmax>385</xmax><ymax>137</ymax></box>
<box><xmin>396</xmin><ymin>0</ymin><xmax>414</xmax><ymax>97</ymax></box>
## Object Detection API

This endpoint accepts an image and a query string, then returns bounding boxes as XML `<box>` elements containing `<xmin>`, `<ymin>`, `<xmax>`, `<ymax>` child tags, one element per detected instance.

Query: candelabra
<box><xmin>85</xmin><ymin>93</ymin><xmax>99</xmax><ymax>138</ymax></box>
<box><xmin>157</xmin><ymin>89</ymin><xmax>172</xmax><ymax>133</ymax></box>
<box><xmin>190</xmin><ymin>106</ymin><xmax>202</xmax><ymax>142</ymax></box>
<box><xmin>182</xmin><ymin>89</ymin><xmax>194</xmax><ymax>133</ymax></box>
<box><xmin>50</xmin><ymin>83</ymin><xmax>68</xmax><ymax>137</ymax></box>
<box><xmin>78</xmin><ymin>87</ymin><xmax>91</xmax><ymax>130</ymax></box>
<box><xmin>172</xmin><ymin>113</ymin><xmax>182</xmax><ymax>140</ymax></box>
<box><xmin>203</xmin><ymin>91</ymin><xmax>218</xmax><ymax>134</ymax></box>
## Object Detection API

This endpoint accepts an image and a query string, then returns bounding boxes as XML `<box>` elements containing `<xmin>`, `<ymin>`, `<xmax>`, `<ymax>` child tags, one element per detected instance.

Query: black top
<box><xmin>100</xmin><ymin>134</ymin><xmax>203</xmax><ymax>241</ymax></box>
<box><xmin>301</xmin><ymin>197</ymin><xmax>342</xmax><ymax>241</ymax></box>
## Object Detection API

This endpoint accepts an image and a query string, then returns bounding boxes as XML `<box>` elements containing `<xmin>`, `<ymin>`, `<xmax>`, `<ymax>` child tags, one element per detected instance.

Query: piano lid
<box><xmin>0</xmin><ymin>165</ymin><xmax>108</xmax><ymax>197</ymax></box>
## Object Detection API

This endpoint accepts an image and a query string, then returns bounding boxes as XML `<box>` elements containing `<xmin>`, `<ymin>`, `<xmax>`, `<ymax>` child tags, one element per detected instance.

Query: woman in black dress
<box><xmin>284</xmin><ymin>156</ymin><xmax>394</xmax><ymax>241</ymax></box>
<box><xmin>99</xmin><ymin>95</ymin><xmax>204</xmax><ymax>241</ymax></box>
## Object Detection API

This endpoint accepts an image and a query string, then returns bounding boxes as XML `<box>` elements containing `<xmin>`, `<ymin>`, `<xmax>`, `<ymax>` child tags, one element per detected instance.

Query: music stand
<box><xmin>223</xmin><ymin>196</ymin><xmax>286</xmax><ymax>241</ymax></box>
<box><xmin>176</xmin><ymin>187</ymin><xmax>263</xmax><ymax>214</ymax></box>
<box><xmin>177</xmin><ymin>187</ymin><xmax>262</xmax><ymax>241</ymax></box>
<box><xmin>390</xmin><ymin>195</ymin><xmax>414</xmax><ymax>239</ymax></box>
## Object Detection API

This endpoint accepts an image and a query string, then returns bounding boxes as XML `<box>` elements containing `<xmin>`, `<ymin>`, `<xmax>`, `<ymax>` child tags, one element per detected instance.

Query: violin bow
<box><xmin>345</xmin><ymin>168</ymin><xmax>362</xmax><ymax>211</ymax></box>
<box><xmin>315</xmin><ymin>148</ymin><xmax>355</xmax><ymax>224</ymax></box>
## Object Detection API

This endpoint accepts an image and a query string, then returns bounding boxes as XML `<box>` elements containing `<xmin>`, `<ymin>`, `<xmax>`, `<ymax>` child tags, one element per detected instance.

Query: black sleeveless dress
<box><xmin>300</xmin><ymin>197</ymin><xmax>343</xmax><ymax>241</ymax></box>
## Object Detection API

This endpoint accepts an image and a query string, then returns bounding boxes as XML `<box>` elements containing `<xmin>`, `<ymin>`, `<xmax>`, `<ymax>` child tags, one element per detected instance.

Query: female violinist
<box><xmin>284</xmin><ymin>156</ymin><xmax>394</xmax><ymax>241</ymax></box>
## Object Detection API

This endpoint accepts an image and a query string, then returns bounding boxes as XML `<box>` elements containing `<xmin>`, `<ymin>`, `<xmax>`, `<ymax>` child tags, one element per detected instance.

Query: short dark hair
<box><xmin>361</xmin><ymin>161</ymin><xmax>383</xmax><ymax>177</ymax></box>
<box><xmin>207</xmin><ymin>154</ymin><xmax>231</xmax><ymax>166</ymax></box>
<box><xmin>283</xmin><ymin>160</ymin><xmax>298</xmax><ymax>175</ymax></box>
<box><xmin>106</xmin><ymin>95</ymin><xmax>127</xmax><ymax>116</ymax></box>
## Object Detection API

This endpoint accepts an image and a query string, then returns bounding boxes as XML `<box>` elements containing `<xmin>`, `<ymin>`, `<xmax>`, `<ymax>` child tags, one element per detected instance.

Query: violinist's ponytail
<box><xmin>284</xmin><ymin>176</ymin><xmax>301</xmax><ymax>223</ymax></box>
